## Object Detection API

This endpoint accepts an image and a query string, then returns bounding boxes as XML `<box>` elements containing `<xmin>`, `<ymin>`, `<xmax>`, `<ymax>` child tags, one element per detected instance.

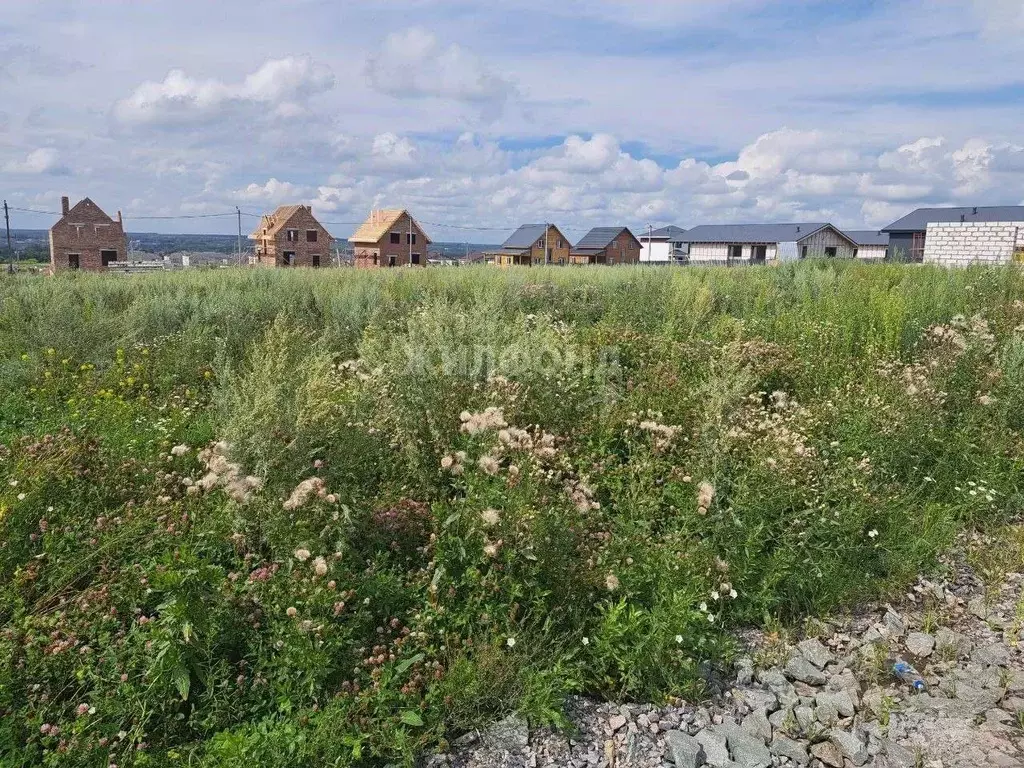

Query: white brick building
<box><xmin>882</xmin><ymin>206</ymin><xmax>1024</xmax><ymax>266</ymax></box>
<box><xmin>923</xmin><ymin>221</ymin><xmax>1024</xmax><ymax>267</ymax></box>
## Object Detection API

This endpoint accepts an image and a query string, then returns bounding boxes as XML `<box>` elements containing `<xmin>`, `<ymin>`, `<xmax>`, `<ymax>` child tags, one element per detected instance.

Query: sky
<box><xmin>2</xmin><ymin>0</ymin><xmax>1024</xmax><ymax>242</ymax></box>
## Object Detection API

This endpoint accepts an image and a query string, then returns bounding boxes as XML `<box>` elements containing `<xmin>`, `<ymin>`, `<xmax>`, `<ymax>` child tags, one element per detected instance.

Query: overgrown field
<box><xmin>1</xmin><ymin>263</ymin><xmax>1023</xmax><ymax>766</ymax></box>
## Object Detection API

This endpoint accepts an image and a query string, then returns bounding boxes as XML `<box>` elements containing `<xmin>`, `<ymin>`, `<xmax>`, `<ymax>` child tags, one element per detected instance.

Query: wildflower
<box><xmin>313</xmin><ymin>556</ymin><xmax>329</xmax><ymax>577</ymax></box>
<box><xmin>582</xmin><ymin>637</ymin><xmax>590</xmax><ymax>646</ymax></box>
<box><xmin>978</xmin><ymin>394</ymin><xmax>996</xmax><ymax>406</ymax></box>
<box><xmin>729</xmin><ymin>588</ymin><xmax>738</xmax><ymax>599</ymax></box>
<box><xmin>294</xmin><ymin>548</ymin><xmax>311</xmax><ymax>562</ymax></box>
<box><xmin>17</xmin><ymin>493</ymin><xmax>26</xmax><ymax>501</ymax></box>
<box><xmin>76</xmin><ymin>703</ymin><xmax>90</xmax><ymax>716</ymax></box>
<box><xmin>707</xmin><ymin>613</ymin><xmax>716</xmax><ymax>623</ymax></box>
<box><xmin>478</xmin><ymin>455</ymin><xmax>500</xmax><ymax>476</ymax></box>
<box><xmin>283</xmin><ymin>477</ymin><xmax>327</xmax><ymax>511</ymax></box>
<box><xmin>460</xmin><ymin>407</ymin><xmax>508</xmax><ymax>435</ymax></box>
<box><xmin>483</xmin><ymin>542</ymin><xmax>499</xmax><ymax>558</ymax></box>
<box><xmin>480</xmin><ymin>508</ymin><xmax>501</xmax><ymax>526</ymax></box>
<box><xmin>711</xmin><ymin>590</ymin><xmax>720</xmax><ymax>601</ymax></box>
<box><xmin>506</xmin><ymin>636</ymin><xmax>516</xmax><ymax>648</ymax></box>
<box><xmin>868</xmin><ymin>529</ymin><xmax>879</xmax><ymax>539</ymax></box>
<box><xmin>699</xmin><ymin>602</ymin><xmax>708</xmax><ymax>612</ymax></box>
<box><xmin>169</xmin><ymin>444</ymin><xmax>190</xmax><ymax>457</ymax></box>
<box><xmin>675</xmin><ymin>635</ymin><xmax>684</xmax><ymax>644</ymax></box>
<box><xmin>440</xmin><ymin>455</ymin><xmax>454</xmax><ymax>470</ymax></box>
<box><xmin>605</xmin><ymin>574</ymin><xmax>620</xmax><ymax>592</ymax></box>
<box><xmin>697</xmin><ymin>481</ymin><xmax>715</xmax><ymax>514</ymax></box>
<box><xmin>286</xmin><ymin>606</ymin><xmax>298</xmax><ymax>618</ymax></box>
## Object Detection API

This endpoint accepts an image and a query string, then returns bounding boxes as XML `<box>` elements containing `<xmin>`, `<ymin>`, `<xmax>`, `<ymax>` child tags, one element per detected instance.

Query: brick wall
<box><xmin>353</xmin><ymin>212</ymin><xmax>430</xmax><ymax>268</ymax></box>
<box><xmin>923</xmin><ymin>222</ymin><xmax>1024</xmax><ymax>267</ymax></box>
<box><xmin>49</xmin><ymin>198</ymin><xmax>128</xmax><ymax>272</ymax></box>
<box><xmin>253</xmin><ymin>206</ymin><xmax>333</xmax><ymax>268</ymax></box>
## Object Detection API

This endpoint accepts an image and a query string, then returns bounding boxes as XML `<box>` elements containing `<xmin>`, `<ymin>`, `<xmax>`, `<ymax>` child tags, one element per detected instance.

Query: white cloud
<box><xmin>233</xmin><ymin>178</ymin><xmax>309</xmax><ymax>203</ymax></box>
<box><xmin>3</xmin><ymin>147</ymin><xmax>66</xmax><ymax>174</ymax></box>
<box><xmin>974</xmin><ymin>0</ymin><xmax>1024</xmax><ymax>36</ymax></box>
<box><xmin>115</xmin><ymin>55</ymin><xmax>334</xmax><ymax>124</ymax></box>
<box><xmin>365</xmin><ymin>28</ymin><xmax>516</xmax><ymax>116</ymax></box>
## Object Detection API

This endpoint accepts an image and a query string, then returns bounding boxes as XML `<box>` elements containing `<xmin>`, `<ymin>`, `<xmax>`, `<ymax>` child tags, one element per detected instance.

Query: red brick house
<box><xmin>571</xmin><ymin>227</ymin><xmax>642</xmax><ymax>265</ymax></box>
<box><xmin>250</xmin><ymin>205</ymin><xmax>334</xmax><ymax>267</ymax></box>
<box><xmin>349</xmin><ymin>209</ymin><xmax>431</xmax><ymax>268</ymax></box>
<box><xmin>48</xmin><ymin>196</ymin><xmax>128</xmax><ymax>272</ymax></box>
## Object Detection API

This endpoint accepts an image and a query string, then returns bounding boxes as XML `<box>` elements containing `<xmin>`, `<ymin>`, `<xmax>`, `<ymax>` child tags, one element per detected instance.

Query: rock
<box><xmin>973</xmin><ymin>643</ymin><xmax>1011</xmax><ymax>668</ymax></box>
<box><xmin>794</xmin><ymin>705</ymin><xmax>816</xmax><ymax>733</ymax></box>
<box><xmin>665</xmin><ymin>730</ymin><xmax>706</xmax><ymax>768</ymax></box>
<box><xmin>905</xmin><ymin>631</ymin><xmax>935</xmax><ymax>657</ymax></box>
<box><xmin>735</xmin><ymin>657</ymin><xmax>754</xmax><ymax>687</ymax></box>
<box><xmin>968</xmin><ymin>596</ymin><xmax>989</xmax><ymax>619</ymax></box>
<box><xmin>809</xmin><ymin>741</ymin><xmax>844</xmax><ymax>767</ymax></box>
<box><xmin>883</xmin><ymin>610</ymin><xmax>906</xmax><ymax>637</ymax></box>
<box><xmin>814</xmin><ymin>690</ymin><xmax>855</xmax><ymax>725</ymax></box>
<box><xmin>862</xmin><ymin>626</ymin><xmax>884</xmax><ymax>644</ymax></box>
<box><xmin>714</xmin><ymin>724</ymin><xmax>771</xmax><ymax>768</ymax></box>
<box><xmin>860</xmin><ymin>686</ymin><xmax>886</xmax><ymax>717</ymax></box>
<box><xmin>767</xmin><ymin>707</ymin><xmax>790</xmax><ymax>733</ymax></box>
<box><xmin>875</xmin><ymin>740</ymin><xmax>917</xmax><ymax>768</ymax></box>
<box><xmin>608</xmin><ymin>714</ymin><xmax>627</xmax><ymax>732</ymax></box>
<box><xmin>830</xmin><ymin>728</ymin><xmax>869</xmax><ymax>766</ymax></box>
<box><xmin>757</xmin><ymin>669</ymin><xmax>798</xmax><ymax>708</ymax></box>
<box><xmin>480</xmin><ymin>714</ymin><xmax>529</xmax><ymax>751</ymax></box>
<box><xmin>451</xmin><ymin>731</ymin><xmax>479</xmax><ymax>748</ymax></box>
<box><xmin>735</xmin><ymin>688</ymin><xmax>778</xmax><ymax>714</ymax></box>
<box><xmin>784</xmin><ymin>657</ymin><xmax>826</xmax><ymax>686</ymax></box>
<box><xmin>826</xmin><ymin>669</ymin><xmax>860</xmax><ymax>698</ymax></box>
<box><xmin>740</xmin><ymin>709</ymin><xmax>772</xmax><ymax>743</ymax></box>
<box><xmin>934</xmin><ymin>627</ymin><xmax>973</xmax><ymax>657</ymax></box>
<box><xmin>770</xmin><ymin>734</ymin><xmax>810</xmax><ymax>766</ymax></box>
<box><xmin>797</xmin><ymin>638</ymin><xmax>834</xmax><ymax>669</ymax></box>
<box><xmin>694</xmin><ymin>729</ymin><xmax>730</xmax><ymax>767</ymax></box>
<box><xmin>1000</xmin><ymin>695</ymin><xmax>1024</xmax><ymax>714</ymax></box>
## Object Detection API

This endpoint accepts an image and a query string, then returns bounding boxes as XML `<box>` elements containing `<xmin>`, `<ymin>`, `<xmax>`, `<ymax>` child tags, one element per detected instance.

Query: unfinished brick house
<box><xmin>250</xmin><ymin>205</ymin><xmax>334</xmax><ymax>267</ymax></box>
<box><xmin>349</xmin><ymin>209</ymin><xmax>431</xmax><ymax>268</ymax></box>
<box><xmin>571</xmin><ymin>227</ymin><xmax>642</xmax><ymax>265</ymax></box>
<box><xmin>48</xmin><ymin>196</ymin><xmax>128</xmax><ymax>272</ymax></box>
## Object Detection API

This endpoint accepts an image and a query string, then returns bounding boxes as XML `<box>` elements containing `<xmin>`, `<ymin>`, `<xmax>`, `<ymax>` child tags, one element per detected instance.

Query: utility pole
<box><xmin>647</xmin><ymin>222</ymin><xmax>653</xmax><ymax>264</ymax></box>
<box><xmin>236</xmin><ymin>207</ymin><xmax>242</xmax><ymax>266</ymax></box>
<box><xmin>4</xmin><ymin>200</ymin><xmax>13</xmax><ymax>274</ymax></box>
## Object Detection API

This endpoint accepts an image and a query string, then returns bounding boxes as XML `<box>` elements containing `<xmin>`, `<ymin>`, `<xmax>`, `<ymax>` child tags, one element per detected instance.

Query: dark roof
<box><xmin>681</xmin><ymin>223</ymin><xmax>830</xmax><ymax>244</ymax></box>
<box><xmin>844</xmin><ymin>230</ymin><xmax>889</xmax><ymax>246</ymax></box>
<box><xmin>641</xmin><ymin>225</ymin><xmax>688</xmax><ymax>241</ymax></box>
<box><xmin>882</xmin><ymin>206</ymin><xmax>1024</xmax><ymax>232</ymax></box>
<box><xmin>574</xmin><ymin>226</ymin><xmax>633</xmax><ymax>250</ymax></box>
<box><xmin>501</xmin><ymin>224</ymin><xmax>548</xmax><ymax>250</ymax></box>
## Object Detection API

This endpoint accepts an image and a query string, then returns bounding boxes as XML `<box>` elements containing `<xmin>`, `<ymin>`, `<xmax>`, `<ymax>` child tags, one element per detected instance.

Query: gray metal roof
<box><xmin>844</xmin><ymin>230</ymin><xmax>889</xmax><ymax>246</ymax></box>
<box><xmin>882</xmin><ymin>206</ymin><xmax>1024</xmax><ymax>232</ymax></box>
<box><xmin>681</xmin><ymin>223</ymin><xmax>830</xmax><ymax>244</ymax></box>
<box><xmin>641</xmin><ymin>225</ymin><xmax>688</xmax><ymax>241</ymax></box>
<box><xmin>501</xmin><ymin>224</ymin><xmax>548</xmax><ymax>250</ymax></box>
<box><xmin>574</xmin><ymin>226</ymin><xmax>633</xmax><ymax>250</ymax></box>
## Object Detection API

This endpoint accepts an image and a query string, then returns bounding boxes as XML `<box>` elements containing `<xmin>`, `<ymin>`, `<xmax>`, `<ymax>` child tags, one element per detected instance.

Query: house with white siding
<box><xmin>680</xmin><ymin>223</ymin><xmax>859</xmax><ymax>265</ymax></box>
<box><xmin>638</xmin><ymin>226</ymin><xmax>688</xmax><ymax>263</ymax></box>
<box><xmin>881</xmin><ymin>206</ymin><xmax>1024</xmax><ymax>266</ymax></box>
<box><xmin>843</xmin><ymin>231</ymin><xmax>889</xmax><ymax>260</ymax></box>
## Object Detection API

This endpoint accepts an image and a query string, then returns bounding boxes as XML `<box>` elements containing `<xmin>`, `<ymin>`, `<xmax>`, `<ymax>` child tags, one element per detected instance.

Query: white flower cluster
<box><xmin>630</xmin><ymin>410</ymin><xmax>683</xmax><ymax>451</ymax></box>
<box><xmin>459</xmin><ymin>407</ymin><xmax>508</xmax><ymax>435</ymax></box>
<box><xmin>440</xmin><ymin>451</ymin><xmax>468</xmax><ymax>475</ymax></box>
<box><xmin>283</xmin><ymin>476</ymin><xmax>337</xmax><ymax>511</ymax></box>
<box><xmin>696</xmin><ymin>481</ymin><xmax>715</xmax><ymax>516</ymax></box>
<box><xmin>193</xmin><ymin>441</ymin><xmax>264</xmax><ymax>505</ymax></box>
<box><xmin>567</xmin><ymin>478</ymin><xmax>600</xmax><ymax>512</ymax></box>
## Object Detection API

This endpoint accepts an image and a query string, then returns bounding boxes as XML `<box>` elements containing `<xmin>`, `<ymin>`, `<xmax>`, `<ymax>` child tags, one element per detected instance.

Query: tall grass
<box><xmin>1</xmin><ymin>262</ymin><xmax>1023</xmax><ymax>767</ymax></box>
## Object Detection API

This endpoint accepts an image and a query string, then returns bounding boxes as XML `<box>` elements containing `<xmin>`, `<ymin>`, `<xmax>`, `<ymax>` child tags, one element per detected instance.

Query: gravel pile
<box><xmin>430</xmin><ymin>543</ymin><xmax>1023</xmax><ymax>768</ymax></box>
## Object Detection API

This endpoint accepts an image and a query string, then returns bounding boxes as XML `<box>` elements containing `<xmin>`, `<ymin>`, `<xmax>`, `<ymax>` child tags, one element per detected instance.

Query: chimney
<box><xmin>117</xmin><ymin>211</ymin><xmax>123</xmax><ymax>225</ymax></box>
<box><xmin>61</xmin><ymin>196</ymin><xmax>69</xmax><ymax>216</ymax></box>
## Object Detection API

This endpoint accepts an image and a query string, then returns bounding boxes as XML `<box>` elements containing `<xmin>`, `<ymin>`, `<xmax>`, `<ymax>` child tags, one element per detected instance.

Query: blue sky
<box><xmin>2</xmin><ymin>0</ymin><xmax>1023</xmax><ymax>241</ymax></box>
